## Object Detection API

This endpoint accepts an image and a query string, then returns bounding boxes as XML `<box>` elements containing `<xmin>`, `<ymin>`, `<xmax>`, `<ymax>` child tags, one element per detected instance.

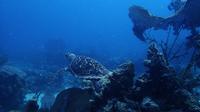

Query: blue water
<box><xmin>0</xmin><ymin>0</ymin><xmax>173</xmax><ymax>72</ymax></box>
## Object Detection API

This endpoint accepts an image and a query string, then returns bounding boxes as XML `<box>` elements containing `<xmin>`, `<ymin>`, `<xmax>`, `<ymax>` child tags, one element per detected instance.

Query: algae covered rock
<box><xmin>100</xmin><ymin>61</ymin><xmax>135</xmax><ymax>98</ymax></box>
<box><xmin>50</xmin><ymin>61</ymin><xmax>135</xmax><ymax>112</ymax></box>
<box><xmin>24</xmin><ymin>100</ymin><xmax>39</xmax><ymax>112</ymax></box>
<box><xmin>51</xmin><ymin>88</ymin><xmax>95</xmax><ymax>112</ymax></box>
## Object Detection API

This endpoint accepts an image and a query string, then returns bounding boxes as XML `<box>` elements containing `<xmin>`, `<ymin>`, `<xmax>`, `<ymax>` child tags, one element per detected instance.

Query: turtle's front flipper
<box><xmin>56</xmin><ymin>67</ymin><xmax>70</xmax><ymax>74</ymax></box>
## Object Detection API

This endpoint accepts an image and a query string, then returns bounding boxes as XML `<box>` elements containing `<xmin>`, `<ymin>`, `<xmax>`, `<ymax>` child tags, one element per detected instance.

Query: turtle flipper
<box><xmin>56</xmin><ymin>67</ymin><xmax>70</xmax><ymax>74</ymax></box>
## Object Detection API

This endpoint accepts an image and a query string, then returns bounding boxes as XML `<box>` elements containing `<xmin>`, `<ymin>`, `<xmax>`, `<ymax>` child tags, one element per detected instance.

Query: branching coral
<box><xmin>144</xmin><ymin>42</ymin><xmax>170</xmax><ymax>76</ymax></box>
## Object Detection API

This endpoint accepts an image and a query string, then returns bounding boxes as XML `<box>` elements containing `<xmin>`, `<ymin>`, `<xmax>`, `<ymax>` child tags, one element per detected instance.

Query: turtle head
<box><xmin>65</xmin><ymin>52</ymin><xmax>76</xmax><ymax>61</ymax></box>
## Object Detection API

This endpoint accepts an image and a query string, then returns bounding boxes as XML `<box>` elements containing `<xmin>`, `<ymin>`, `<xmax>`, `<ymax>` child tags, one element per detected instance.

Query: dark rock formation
<box><xmin>0</xmin><ymin>70</ymin><xmax>25</xmax><ymax>111</ymax></box>
<box><xmin>174</xmin><ymin>89</ymin><xmax>200</xmax><ymax>112</ymax></box>
<box><xmin>38</xmin><ymin>108</ymin><xmax>50</xmax><ymax>112</ymax></box>
<box><xmin>51</xmin><ymin>88</ymin><xmax>95</xmax><ymax>112</ymax></box>
<box><xmin>144</xmin><ymin>43</ymin><xmax>170</xmax><ymax>76</ymax></box>
<box><xmin>99</xmin><ymin>61</ymin><xmax>134</xmax><ymax>98</ymax></box>
<box><xmin>16</xmin><ymin>46</ymin><xmax>200</xmax><ymax>112</ymax></box>
<box><xmin>90</xmin><ymin>62</ymin><xmax>135</xmax><ymax>111</ymax></box>
<box><xmin>50</xmin><ymin>61</ymin><xmax>135</xmax><ymax>112</ymax></box>
<box><xmin>24</xmin><ymin>100</ymin><xmax>39</xmax><ymax>112</ymax></box>
<box><xmin>132</xmin><ymin>43</ymin><xmax>200</xmax><ymax>111</ymax></box>
<box><xmin>19</xmin><ymin>44</ymin><xmax>200</xmax><ymax>112</ymax></box>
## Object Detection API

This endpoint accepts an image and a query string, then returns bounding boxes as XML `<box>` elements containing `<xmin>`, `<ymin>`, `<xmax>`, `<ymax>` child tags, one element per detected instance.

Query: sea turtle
<box><xmin>64</xmin><ymin>52</ymin><xmax>113</xmax><ymax>79</ymax></box>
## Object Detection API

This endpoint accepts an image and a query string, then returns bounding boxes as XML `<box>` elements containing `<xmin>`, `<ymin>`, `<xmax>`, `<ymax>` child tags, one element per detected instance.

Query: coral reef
<box><xmin>22</xmin><ymin>45</ymin><xmax>198</xmax><ymax>112</ymax></box>
<box><xmin>103</xmin><ymin>62</ymin><xmax>134</xmax><ymax>97</ymax></box>
<box><xmin>144</xmin><ymin>43</ymin><xmax>170</xmax><ymax>75</ymax></box>
<box><xmin>134</xmin><ymin>43</ymin><xmax>200</xmax><ymax>111</ymax></box>
<box><xmin>127</xmin><ymin>2</ymin><xmax>200</xmax><ymax>111</ymax></box>
<box><xmin>5</xmin><ymin>44</ymin><xmax>200</xmax><ymax>112</ymax></box>
<box><xmin>50</xmin><ymin>61</ymin><xmax>135</xmax><ymax>112</ymax></box>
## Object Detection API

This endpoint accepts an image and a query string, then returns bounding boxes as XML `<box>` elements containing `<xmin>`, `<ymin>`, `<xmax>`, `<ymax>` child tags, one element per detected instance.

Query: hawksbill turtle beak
<box><xmin>65</xmin><ymin>52</ymin><xmax>76</xmax><ymax>61</ymax></box>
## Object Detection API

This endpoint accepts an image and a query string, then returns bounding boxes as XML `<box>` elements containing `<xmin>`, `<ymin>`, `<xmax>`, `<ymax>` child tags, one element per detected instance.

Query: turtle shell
<box><xmin>68</xmin><ymin>56</ymin><xmax>110</xmax><ymax>77</ymax></box>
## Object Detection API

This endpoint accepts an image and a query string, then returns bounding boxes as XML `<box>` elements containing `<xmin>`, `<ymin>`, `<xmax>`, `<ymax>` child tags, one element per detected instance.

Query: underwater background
<box><xmin>1</xmin><ymin>0</ymin><xmax>200</xmax><ymax>112</ymax></box>
<box><xmin>0</xmin><ymin>0</ymin><xmax>172</xmax><ymax>72</ymax></box>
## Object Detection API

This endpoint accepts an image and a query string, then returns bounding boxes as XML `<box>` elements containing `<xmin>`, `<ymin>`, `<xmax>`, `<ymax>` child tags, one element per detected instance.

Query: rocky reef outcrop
<box><xmin>24</xmin><ymin>100</ymin><xmax>39</xmax><ymax>112</ymax></box>
<box><xmin>51</xmin><ymin>88</ymin><xmax>95</xmax><ymax>112</ymax></box>
<box><xmin>50</xmin><ymin>61</ymin><xmax>135</xmax><ymax>112</ymax></box>
<box><xmin>132</xmin><ymin>43</ymin><xmax>200</xmax><ymax>112</ymax></box>
<box><xmin>47</xmin><ymin>43</ymin><xmax>200</xmax><ymax>112</ymax></box>
<box><xmin>0</xmin><ymin>70</ymin><xmax>26</xmax><ymax>111</ymax></box>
